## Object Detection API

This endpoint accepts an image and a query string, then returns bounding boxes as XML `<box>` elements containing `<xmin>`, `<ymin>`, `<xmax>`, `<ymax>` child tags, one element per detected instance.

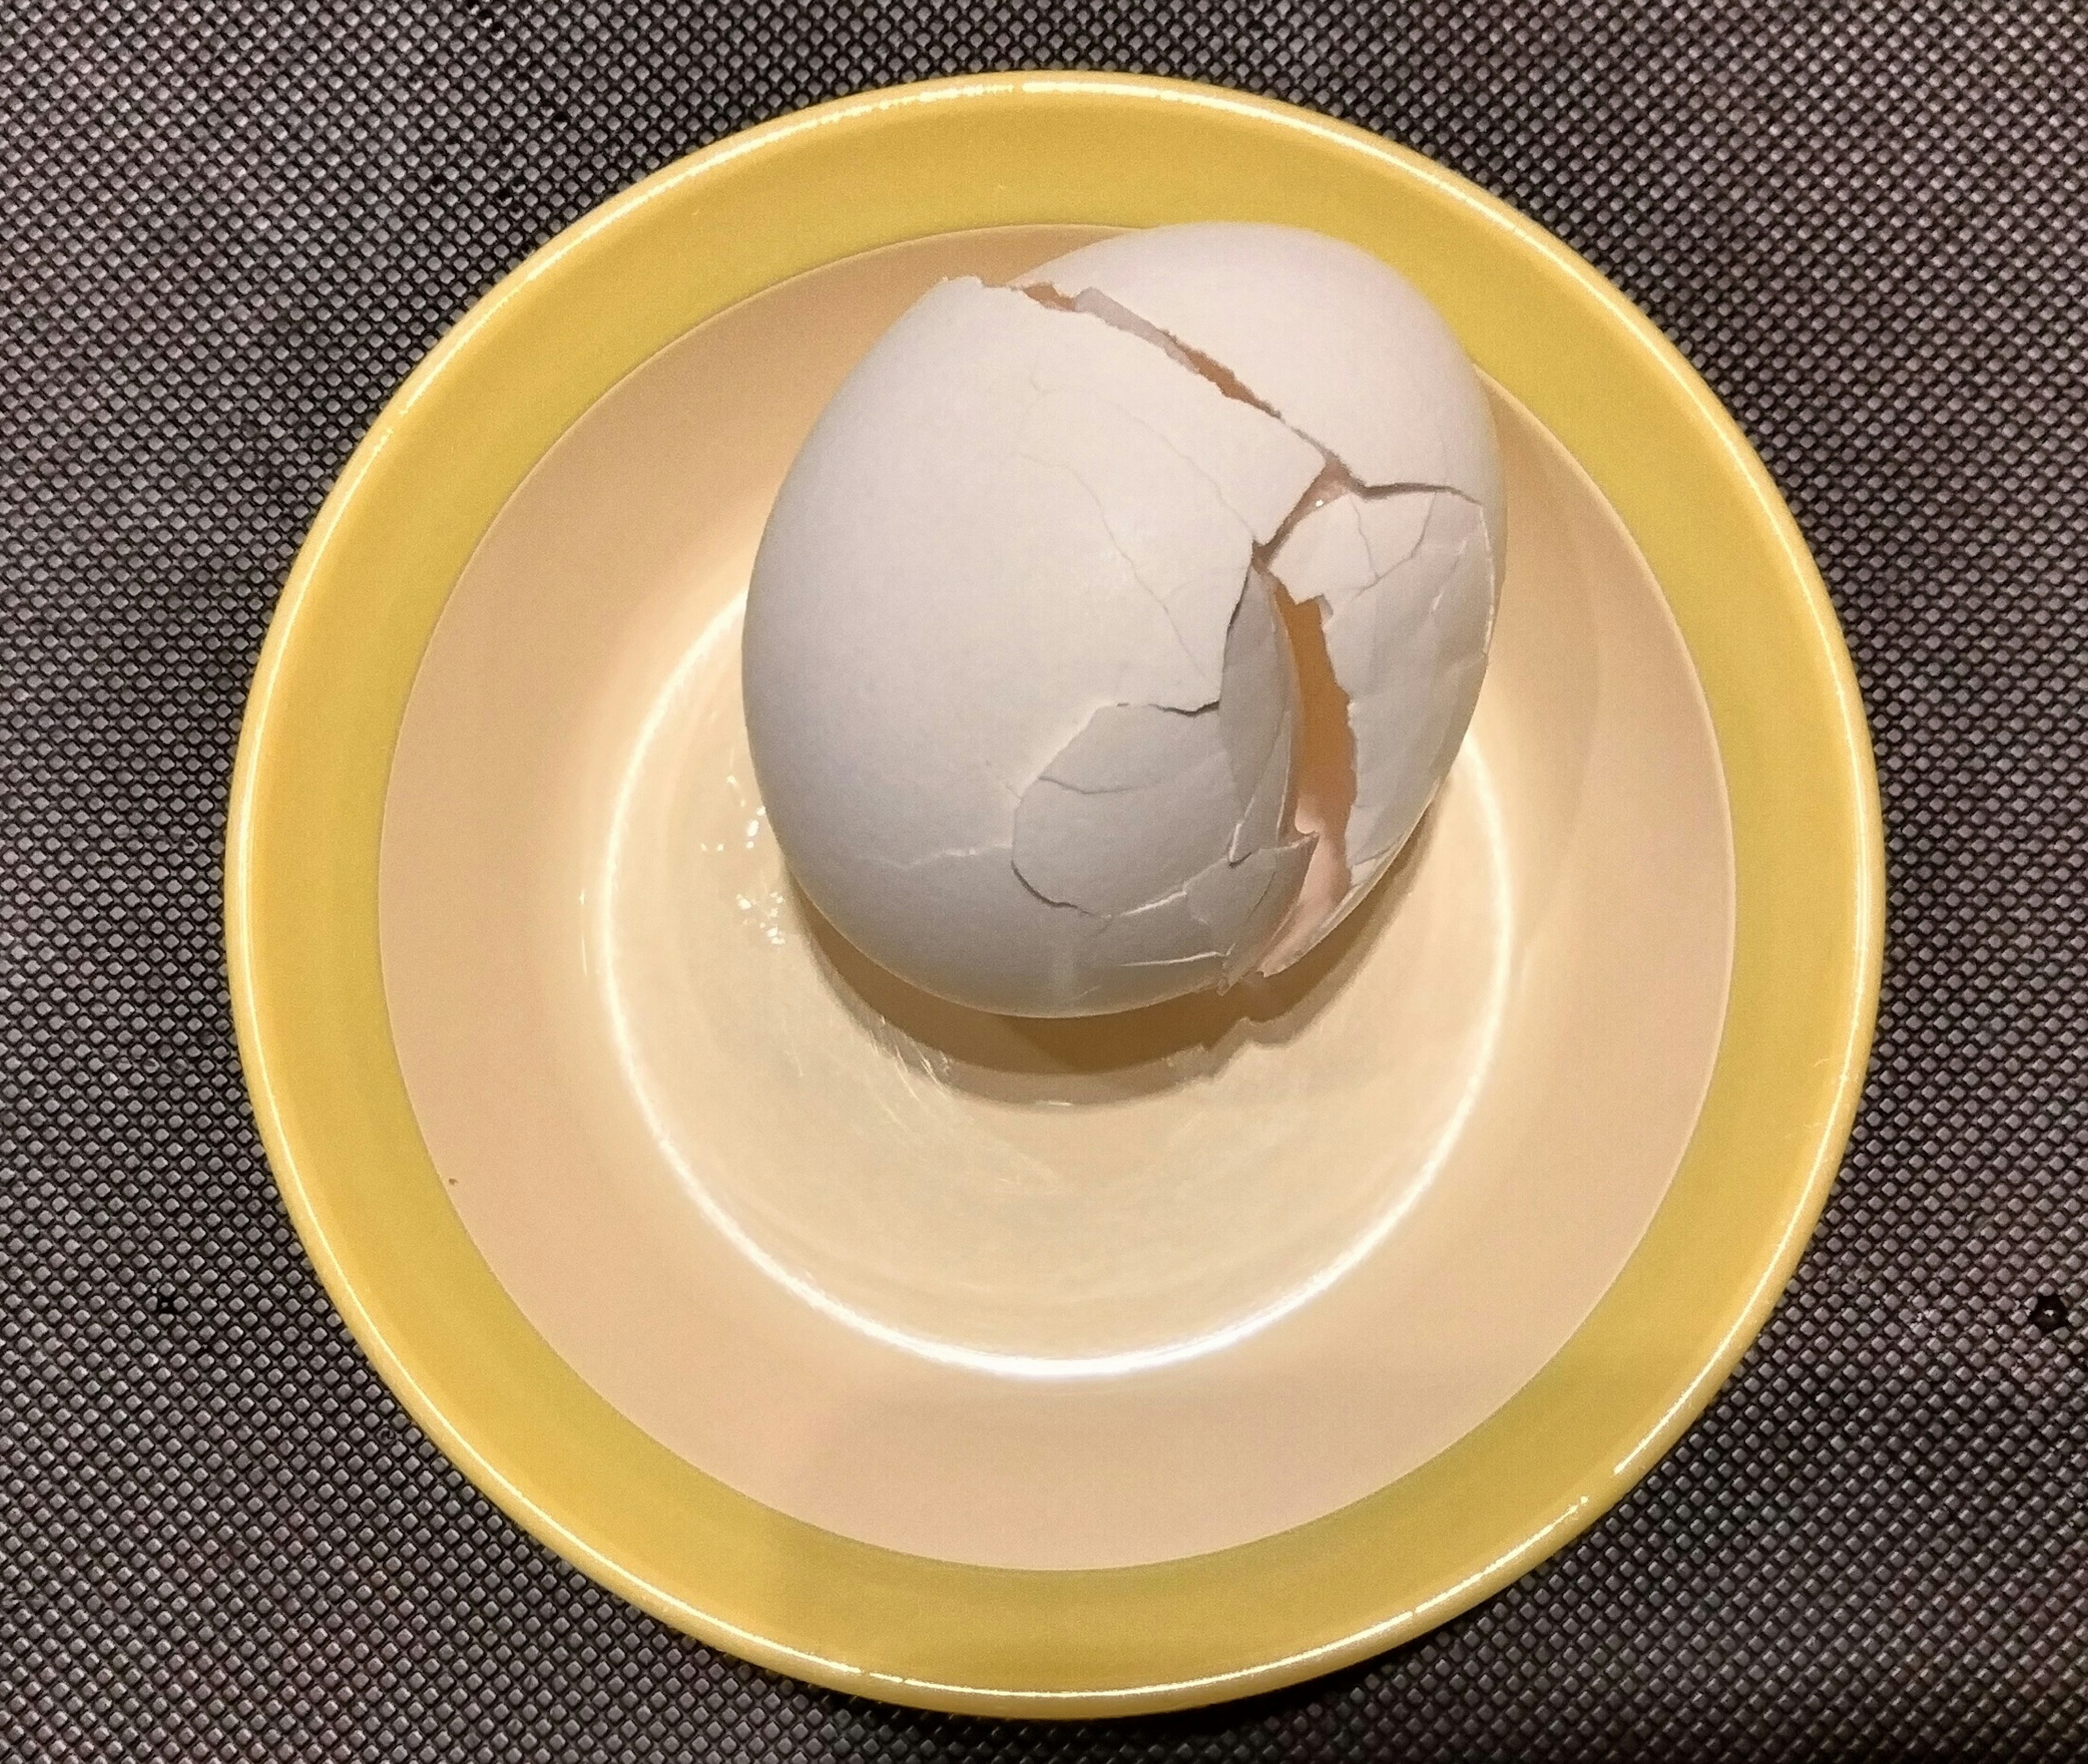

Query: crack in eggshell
<box><xmin>1189</xmin><ymin>835</ymin><xmax>1319</xmax><ymax>980</ymax></box>
<box><xmin>1268</xmin><ymin>489</ymin><xmax>1432</xmax><ymax>611</ymax></box>
<box><xmin>1225</xmin><ymin>571</ymin><xmax>1298</xmax><ymax>865</ymax></box>
<box><xmin>1008</xmin><ymin>562</ymin><xmax>1325</xmax><ymax>998</ymax></box>
<box><xmin>1027</xmin><ymin>279</ymin><xmax>1364</xmax><ymax>489</ymax></box>
<box><xmin>1013</xmin><ymin>445</ymin><xmax>1216</xmax><ymax>695</ymax></box>
<box><xmin>1018</xmin><ymin>224</ymin><xmax>1505</xmax><ymax>525</ymax></box>
<box><xmin>1023</xmin><ymin>301</ymin><xmax>1323</xmax><ymax>543</ymax></box>
<box><xmin>1011</xmin><ymin>568</ymin><xmax>1302</xmax><ymax>920</ymax></box>
<box><xmin>866</xmin><ymin>841</ymin><xmax>1013</xmax><ymax>872</ymax></box>
<box><xmin>1253</xmin><ymin>581</ymin><xmax>1358</xmax><ymax>977</ymax></box>
<box><xmin>1012</xmin><ymin>699</ymin><xmax>1244</xmax><ymax>916</ymax></box>
<box><xmin>1077</xmin><ymin>833</ymin><xmax>1313</xmax><ymax>991</ymax></box>
<box><xmin>1331</xmin><ymin>497</ymin><xmax>1496</xmax><ymax>871</ymax></box>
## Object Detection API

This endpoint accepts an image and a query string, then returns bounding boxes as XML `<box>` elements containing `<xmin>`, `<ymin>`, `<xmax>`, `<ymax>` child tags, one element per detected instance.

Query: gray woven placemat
<box><xmin>4</xmin><ymin>3</ymin><xmax>2084</xmax><ymax>1758</ymax></box>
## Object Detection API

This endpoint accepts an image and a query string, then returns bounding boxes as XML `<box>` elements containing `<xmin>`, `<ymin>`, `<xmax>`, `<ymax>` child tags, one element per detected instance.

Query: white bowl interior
<box><xmin>378</xmin><ymin>226</ymin><xmax>1735</xmax><ymax>1570</ymax></box>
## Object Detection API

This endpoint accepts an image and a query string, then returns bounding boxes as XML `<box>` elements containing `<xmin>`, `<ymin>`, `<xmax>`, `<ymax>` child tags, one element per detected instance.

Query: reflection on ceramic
<box><xmin>377</xmin><ymin>227</ymin><xmax>1733</xmax><ymax>1570</ymax></box>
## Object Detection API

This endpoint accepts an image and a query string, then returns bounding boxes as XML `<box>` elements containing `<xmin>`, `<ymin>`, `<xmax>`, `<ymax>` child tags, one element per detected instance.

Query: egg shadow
<box><xmin>796</xmin><ymin>806</ymin><xmax>1440</xmax><ymax>1107</ymax></box>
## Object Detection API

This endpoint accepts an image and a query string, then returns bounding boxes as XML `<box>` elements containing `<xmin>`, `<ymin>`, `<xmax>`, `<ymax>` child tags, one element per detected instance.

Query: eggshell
<box><xmin>1264</xmin><ymin>487</ymin><xmax>1496</xmax><ymax>950</ymax></box>
<box><xmin>744</xmin><ymin>223</ymin><xmax>1504</xmax><ymax>1015</ymax></box>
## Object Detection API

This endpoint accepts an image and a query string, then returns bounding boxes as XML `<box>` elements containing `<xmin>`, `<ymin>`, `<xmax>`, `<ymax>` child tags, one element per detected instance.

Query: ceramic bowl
<box><xmin>226</xmin><ymin>73</ymin><xmax>1882</xmax><ymax>1716</ymax></box>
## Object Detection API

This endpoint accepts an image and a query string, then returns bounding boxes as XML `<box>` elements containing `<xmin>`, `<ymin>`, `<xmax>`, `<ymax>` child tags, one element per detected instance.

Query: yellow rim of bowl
<box><xmin>225</xmin><ymin>72</ymin><xmax>1883</xmax><ymax>1718</ymax></box>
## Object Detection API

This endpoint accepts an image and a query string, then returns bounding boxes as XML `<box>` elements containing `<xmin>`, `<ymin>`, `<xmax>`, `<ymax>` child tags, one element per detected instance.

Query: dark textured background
<box><xmin>4</xmin><ymin>2</ymin><xmax>2084</xmax><ymax>1757</ymax></box>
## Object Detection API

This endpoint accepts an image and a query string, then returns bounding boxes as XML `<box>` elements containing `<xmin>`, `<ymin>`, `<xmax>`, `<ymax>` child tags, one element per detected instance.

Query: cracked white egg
<box><xmin>742</xmin><ymin>222</ymin><xmax>1505</xmax><ymax>1016</ymax></box>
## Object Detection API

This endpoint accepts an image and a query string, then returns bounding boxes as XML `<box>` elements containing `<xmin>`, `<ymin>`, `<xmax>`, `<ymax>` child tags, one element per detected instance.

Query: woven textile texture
<box><xmin>4</xmin><ymin>2</ymin><xmax>2084</xmax><ymax>1757</ymax></box>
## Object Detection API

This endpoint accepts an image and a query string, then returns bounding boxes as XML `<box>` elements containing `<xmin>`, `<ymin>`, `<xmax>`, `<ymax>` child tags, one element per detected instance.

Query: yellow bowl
<box><xmin>226</xmin><ymin>72</ymin><xmax>1882</xmax><ymax>1716</ymax></box>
